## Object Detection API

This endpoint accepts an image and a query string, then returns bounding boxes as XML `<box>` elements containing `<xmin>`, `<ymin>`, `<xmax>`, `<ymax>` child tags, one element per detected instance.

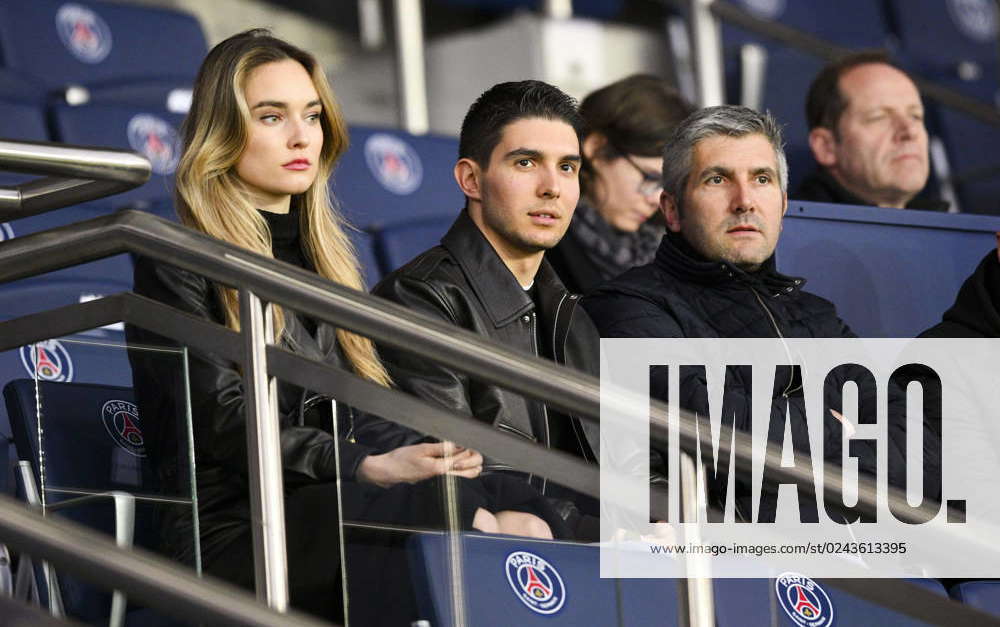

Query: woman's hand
<box><xmin>357</xmin><ymin>442</ymin><xmax>483</xmax><ymax>488</ymax></box>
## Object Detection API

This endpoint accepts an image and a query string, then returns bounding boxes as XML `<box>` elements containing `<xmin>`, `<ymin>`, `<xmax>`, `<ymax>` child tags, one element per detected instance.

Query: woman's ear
<box><xmin>454</xmin><ymin>158</ymin><xmax>482</xmax><ymax>201</ymax></box>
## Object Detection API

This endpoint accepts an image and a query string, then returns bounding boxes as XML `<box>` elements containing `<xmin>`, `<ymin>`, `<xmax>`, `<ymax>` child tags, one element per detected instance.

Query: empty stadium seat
<box><xmin>0</xmin><ymin>336</ymin><xmax>134</xmax><ymax>498</ymax></box>
<box><xmin>50</xmin><ymin>102</ymin><xmax>184</xmax><ymax>208</ymax></box>
<box><xmin>751</xmin><ymin>48</ymin><xmax>824</xmax><ymax>192</ymax></box>
<box><xmin>347</xmin><ymin>227</ymin><xmax>382</xmax><ymax>288</ymax></box>
<box><xmin>950</xmin><ymin>580</ymin><xmax>1000</xmax><ymax>616</ymax></box>
<box><xmin>408</xmin><ymin>531</ymin><xmax>624</xmax><ymax>625</ymax></box>
<box><xmin>335</xmin><ymin>126</ymin><xmax>462</xmax><ymax>231</ymax></box>
<box><xmin>724</xmin><ymin>0</ymin><xmax>892</xmax><ymax>51</ymax></box>
<box><xmin>0</xmin><ymin>1</ymin><xmax>205</xmax><ymax>97</ymax></box>
<box><xmin>407</xmin><ymin>532</ymin><xmax>954</xmax><ymax>626</ymax></box>
<box><xmin>375</xmin><ymin>214</ymin><xmax>455</xmax><ymax>275</ymax></box>
<box><xmin>0</xmin><ymin>99</ymin><xmax>51</xmax><ymax>187</ymax></box>
<box><xmin>4</xmin><ymin>378</ymin><xmax>184</xmax><ymax>625</ymax></box>
<box><xmin>713</xmin><ymin>577</ymin><xmax>946</xmax><ymax>626</ymax></box>
<box><xmin>886</xmin><ymin>0</ymin><xmax>998</xmax><ymax>82</ymax></box>
<box><xmin>438</xmin><ymin>0</ymin><xmax>622</xmax><ymax>18</ymax></box>
<box><xmin>719</xmin><ymin>1</ymin><xmax>892</xmax><ymax>190</ymax></box>
<box><xmin>777</xmin><ymin>201</ymin><xmax>1000</xmax><ymax>337</ymax></box>
<box><xmin>926</xmin><ymin>77</ymin><xmax>1000</xmax><ymax>215</ymax></box>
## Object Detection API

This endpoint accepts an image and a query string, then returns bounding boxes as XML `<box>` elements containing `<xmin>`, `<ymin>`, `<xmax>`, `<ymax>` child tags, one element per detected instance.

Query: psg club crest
<box><xmin>19</xmin><ymin>341</ymin><xmax>74</xmax><ymax>383</ymax></box>
<box><xmin>0</xmin><ymin>223</ymin><xmax>13</xmax><ymax>241</ymax></box>
<box><xmin>364</xmin><ymin>133</ymin><xmax>423</xmax><ymax>195</ymax></box>
<box><xmin>505</xmin><ymin>550</ymin><xmax>566</xmax><ymax>615</ymax></box>
<box><xmin>101</xmin><ymin>400</ymin><xmax>145</xmax><ymax>457</ymax></box>
<box><xmin>127</xmin><ymin>114</ymin><xmax>180</xmax><ymax>176</ymax></box>
<box><xmin>948</xmin><ymin>0</ymin><xmax>998</xmax><ymax>43</ymax></box>
<box><xmin>775</xmin><ymin>572</ymin><xmax>835</xmax><ymax>627</ymax></box>
<box><xmin>56</xmin><ymin>3</ymin><xmax>113</xmax><ymax>64</ymax></box>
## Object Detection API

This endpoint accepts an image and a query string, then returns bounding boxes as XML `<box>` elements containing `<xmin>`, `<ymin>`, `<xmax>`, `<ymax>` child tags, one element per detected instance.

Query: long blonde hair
<box><xmin>175</xmin><ymin>29</ymin><xmax>390</xmax><ymax>386</ymax></box>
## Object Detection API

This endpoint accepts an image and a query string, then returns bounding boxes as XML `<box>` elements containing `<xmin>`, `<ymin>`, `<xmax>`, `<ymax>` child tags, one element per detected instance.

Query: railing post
<box><xmin>543</xmin><ymin>0</ymin><xmax>573</xmax><ymax>19</ymax></box>
<box><xmin>239</xmin><ymin>288</ymin><xmax>289</xmax><ymax>611</ymax></box>
<box><xmin>393</xmin><ymin>0</ymin><xmax>429</xmax><ymax>135</ymax></box>
<box><xmin>689</xmin><ymin>0</ymin><xmax>725</xmax><ymax>106</ymax></box>
<box><xmin>678</xmin><ymin>452</ymin><xmax>715</xmax><ymax>627</ymax></box>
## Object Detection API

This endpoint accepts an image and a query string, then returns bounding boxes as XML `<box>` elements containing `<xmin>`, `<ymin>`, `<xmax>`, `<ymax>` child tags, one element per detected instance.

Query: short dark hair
<box><xmin>459</xmin><ymin>80</ymin><xmax>584</xmax><ymax>168</ymax></box>
<box><xmin>806</xmin><ymin>51</ymin><xmax>911</xmax><ymax>134</ymax></box>
<box><xmin>578</xmin><ymin>74</ymin><xmax>694</xmax><ymax>195</ymax></box>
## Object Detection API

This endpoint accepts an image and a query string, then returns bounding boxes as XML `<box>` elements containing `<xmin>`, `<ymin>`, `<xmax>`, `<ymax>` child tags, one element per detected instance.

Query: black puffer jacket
<box><xmin>127</xmin><ymin>254</ymin><xmax>372</xmax><ymax>564</ymax></box>
<box><xmin>584</xmin><ymin>232</ymin><xmax>942</xmax><ymax>517</ymax></box>
<box><xmin>921</xmin><ymin>248</ymin><xmax>1000</xmax><ymax>338</ymax></box>
<box><xmin>360</xmin><ymin>210</ymin><xmax>599</xmax><ymax>486</ymax></box>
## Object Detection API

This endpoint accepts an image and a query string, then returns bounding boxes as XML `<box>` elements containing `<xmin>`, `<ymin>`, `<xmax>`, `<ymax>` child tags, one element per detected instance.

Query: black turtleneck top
<box><xmin>259</xmin><ymin>205</ymin><xmax>317</xmax><ymax>334</ymax></box>
<box><xmin>258</xmin><ymin>205</ymin><xmax>314</xmax><ymax>273</ymax></box>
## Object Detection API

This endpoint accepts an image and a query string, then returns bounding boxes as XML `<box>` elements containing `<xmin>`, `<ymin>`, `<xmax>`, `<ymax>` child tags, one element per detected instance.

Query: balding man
<box><xmin>797</xmin><ymin>51</ymin><xmax>948</xmax><ymax>211</ymax></box>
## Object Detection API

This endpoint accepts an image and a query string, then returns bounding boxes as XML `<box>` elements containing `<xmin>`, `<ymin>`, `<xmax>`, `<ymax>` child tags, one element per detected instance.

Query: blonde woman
<box><xmin>127</xmin><ymin>30</ymin><xmax>501</xmax><ymax>619</ymax></box>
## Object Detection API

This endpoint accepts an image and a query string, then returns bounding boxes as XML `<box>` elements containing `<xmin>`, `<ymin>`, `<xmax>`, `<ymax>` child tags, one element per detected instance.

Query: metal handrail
<box><xmin>0</xmin><ymin>211</ymin><xmax>997</xmax><ymax>625</ymax></box>
<box><xmin>662</xmin><ymin>0</ymin><xmax>1000</xmax><ymax>127</ymax></box>
<box><xmin>0</xmin><ymin>494</ymin><xmax>332</xmax><ymax>626</ymax></box>
<box><xmin>0</xmin><ymin>139</ymin><xmax>151</xmax><ymax>221</ymax></box>
<box><xmin>0</xmin><ymin>210</ymin><xmax>979</xmax><ymax>528</ymax></box>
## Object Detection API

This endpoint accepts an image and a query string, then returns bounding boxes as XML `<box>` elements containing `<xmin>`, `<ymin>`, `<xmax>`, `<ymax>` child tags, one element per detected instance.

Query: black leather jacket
<box><xmin>126</xmin><ymin>255</ymin><xmax>372</xmax><ymax>564</ymax></box>
<box><xmin>359</xmin><ymin>211</ymin><xmax>600</xmax><ymax>486</ymax></box>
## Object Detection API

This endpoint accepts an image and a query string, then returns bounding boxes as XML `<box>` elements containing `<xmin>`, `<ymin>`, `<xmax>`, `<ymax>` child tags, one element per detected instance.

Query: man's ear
<box><xmin>662</xmin><ymin>190</ymin><xmax>682</xmax><ymax>233</ymax></box>
<box><xmin>582</xmin><ymin>132</ymin><xmax>606</xmax><ymax>161</ymax></box>
<box><xmin>454</xmin><ymin>158</ymin><xmax>482</xmax><ymax>202</ymax></box>
<box><xmin>808</xmin><ymin>127</ymin><xmax>838</xmax><ymax>168</ymax></box>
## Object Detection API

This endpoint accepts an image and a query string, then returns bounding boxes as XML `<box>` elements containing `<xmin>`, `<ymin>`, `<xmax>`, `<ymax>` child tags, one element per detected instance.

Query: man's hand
<box><xmin>357</xmin><ymin>442</ymin><xmax>483</xmax><ymax>488</ymax></box>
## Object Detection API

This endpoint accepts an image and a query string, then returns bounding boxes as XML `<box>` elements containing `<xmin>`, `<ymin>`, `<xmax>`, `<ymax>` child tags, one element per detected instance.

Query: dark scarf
<box><xmin>568</xmin><ymin>197</ymin><xmax>664</xmax><ymax>281</ymax></box>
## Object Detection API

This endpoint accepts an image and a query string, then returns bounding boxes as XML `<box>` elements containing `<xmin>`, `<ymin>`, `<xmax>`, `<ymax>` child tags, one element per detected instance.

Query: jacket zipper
<box><xmin>529</xmin><ymin>310</ymin><xmax>550</xmax><ymax>494</ymax></box>
<box><xmin>749</xmin><ymin>286</ymin><xmax>800</xmax><ymax>397</ymax></box>
<box><xmin>497</xmin><ymin>422</ymin><xmax>536</xmax><ymax>441</ymax></box>
<box><xmin>553</xmin><ymin>294</ymin><xmax>595</xmax><ymax>463</ymax></box>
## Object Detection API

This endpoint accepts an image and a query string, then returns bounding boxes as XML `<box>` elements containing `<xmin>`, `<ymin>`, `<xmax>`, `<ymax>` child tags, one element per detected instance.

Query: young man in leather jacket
<box><xmin>358</xmin><ymin>80</ymin><xmax>601</xmax><ymax>540</ymax></box>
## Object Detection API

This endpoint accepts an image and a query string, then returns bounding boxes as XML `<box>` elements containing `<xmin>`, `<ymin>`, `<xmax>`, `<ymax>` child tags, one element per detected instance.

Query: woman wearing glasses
<box><xmin>547</xmin><ymin>74</ymin><xmax>694</xmax><ymax>294</ymax></box>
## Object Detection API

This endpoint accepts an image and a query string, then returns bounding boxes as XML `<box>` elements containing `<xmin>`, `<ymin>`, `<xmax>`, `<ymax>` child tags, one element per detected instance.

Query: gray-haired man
<box><xmin>583</xmin><ymin>105</ymin><xmax>940</xmax><ymax>521</ymax></box>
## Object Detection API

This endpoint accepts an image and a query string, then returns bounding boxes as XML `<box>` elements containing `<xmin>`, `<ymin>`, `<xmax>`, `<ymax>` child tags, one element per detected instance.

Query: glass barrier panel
<box><xmin>0</xmin><ymin>331</ymin><xmax>199</xmax><ymax>625</ymax></box>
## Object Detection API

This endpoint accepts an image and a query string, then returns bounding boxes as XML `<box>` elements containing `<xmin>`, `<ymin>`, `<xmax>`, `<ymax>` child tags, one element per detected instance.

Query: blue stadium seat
<box><xmin>335</xmin><ymin>126</ymin><xmax>462</xmax><ymax>231</ymax></box>
<box><xmin>4</xmin><ymin>378</ymin><xmax>181</xmax><ymax>625</ymax></box>
<box><xmin>437</xmin><ymin>0</ymin><xmax>622</xmax><ymax>18</ymax></box>
<box><xmin>50</xmin><ymin>102</ymin><xmax>184</xmax><ymax>208</ymax></box>
<box><xmin>777</xmin><ymin>201</ymin><xmax>1000</xmax><ymax>337</ymax></box>
<box><xmin>714</xmin><ymin>577</ymin><xmax>945</xmax><ymax>626</ymax></box>
<box><xmin>950</xmin><ymin>580</ymin><xmax>1000</xmax><ymax>616</ymax></box>
<box><xmin>375</xmin><ymin>214</ymin><xmax>456</xmax><ymax>275</ymax></box>
<box><xmin>0</xmin><ymin>336</ymin><xmax>134</xmax><ymax>496</ymax></box>
<box><xmin>0</xmin><ymin>1</ymin><xmax>205</xmax><ymax>95</ymax></box>
<box><xmin>723</xmin><ymin>0</ymin><xmax>892</xmax><ymax>52</ymax></box>
<box><xmin>719</xmin><ymin>1</ymin><xmax>891</xmax><ymax>189</ymax></box>
<box><xmin>753</xmin><ymin>48</ymin><xmax>825</xmax><ymax>192</ymax></box>
<box><xmin>0</xmin><ymin>100</ymin><xmax>50</xmax><ymax>187</ymax></box>
<box><xmin>886</xmin><ymin>0</ymin><xmax>998</xmax><ymax>81</ymax></box>
<box><xmin>408</xmin><ymin>532</ymin><xmax>623</xmax><ymax>625</ymax></box>
<box><xmin>926</xmin><ymin>77</ymin><xmax>1000</xmax><ymax>215</ymax></box>
<box><xmin>408</xmin><ymin>532</ymin><xmax>951</xmax><ymax>626</ymax></box>
<box><xmin>347</xmin><ymin>227</ymin><xmax>382</xmax><ymax>288</ymax></box>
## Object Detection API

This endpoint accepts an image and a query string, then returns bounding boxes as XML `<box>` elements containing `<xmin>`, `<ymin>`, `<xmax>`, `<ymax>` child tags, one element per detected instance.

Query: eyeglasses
<box><xmin>619</xmin><ymin>153</ymin><xmax>663</xmax><ymax>197</ymax></box>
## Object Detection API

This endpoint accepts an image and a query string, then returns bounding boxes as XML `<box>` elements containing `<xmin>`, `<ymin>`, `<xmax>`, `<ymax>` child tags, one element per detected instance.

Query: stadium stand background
<box><xmin>0</xmin><ymin>1</ymin><xmax>999</xmax><ymax>625</ymax></box>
